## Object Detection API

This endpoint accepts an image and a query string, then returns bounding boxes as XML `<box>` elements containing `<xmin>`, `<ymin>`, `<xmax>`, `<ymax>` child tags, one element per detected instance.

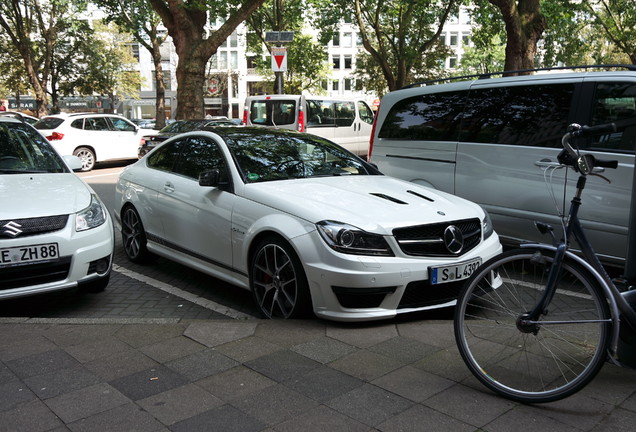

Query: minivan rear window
<box><xmin>377</xmin><ymin>91</ymin><xmax>464</xmax><ymax>141</ymax></box>
<box><xmin>250</xmin><ymin>100</ymin><xmax>296</xmax><ymax>126</ymax></box>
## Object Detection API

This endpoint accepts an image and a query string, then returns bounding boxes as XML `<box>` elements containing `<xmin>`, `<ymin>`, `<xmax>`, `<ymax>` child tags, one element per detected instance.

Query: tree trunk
<box><xmin>490</xmin><ymin>0</ymin><xmax>546</xmax><ymax>75</ymax></box>
<box><xmin>151</xmin><ymin>41</ymin><xmax>167</xmax><ymax>128</ymax></box>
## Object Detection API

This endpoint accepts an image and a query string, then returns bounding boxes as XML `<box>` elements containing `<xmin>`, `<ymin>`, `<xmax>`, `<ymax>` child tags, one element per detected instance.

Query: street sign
<box><xmin>271</xmin><ymin>47</ymin><xmax>287</xmax><ymax>72</ymax></box>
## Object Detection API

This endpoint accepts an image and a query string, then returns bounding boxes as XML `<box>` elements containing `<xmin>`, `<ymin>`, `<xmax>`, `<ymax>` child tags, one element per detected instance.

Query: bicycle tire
<box><xmin>454</xmin><ymin>249</ymin><xmax>611</xmax><ymax>403</ymax></box>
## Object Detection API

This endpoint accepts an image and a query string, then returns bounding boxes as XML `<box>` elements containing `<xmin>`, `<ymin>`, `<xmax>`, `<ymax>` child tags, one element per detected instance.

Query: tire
<box><xmin>250</xmin><ymin>236</ymin><xmax>312</xmax><ymax>319</ymax></box>
<box><xmin>454</xmin><ymin>249</ymin><xmax>611</xmax><ymax>403</ymax></box>
<box><xmin>121</xmin><ymin>205</ymin><xmax>154</xmax><ymax>263</ymax></box>
<box><xmin>73</xmin><ymin>147</ymin><xmax>96</xmax><ymax>171</ymax></box>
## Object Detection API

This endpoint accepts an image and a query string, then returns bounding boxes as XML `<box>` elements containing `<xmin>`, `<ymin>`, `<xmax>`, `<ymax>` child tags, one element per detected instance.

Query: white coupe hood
<box><xmin>244</xmin><ymin>175</ymin><xmax>484</xmax><ymax>234</ymax></box>
<box><xmin>0</xmin><ymin>173</ymin><xmax>93</xmax><ymax>219</ymax></box>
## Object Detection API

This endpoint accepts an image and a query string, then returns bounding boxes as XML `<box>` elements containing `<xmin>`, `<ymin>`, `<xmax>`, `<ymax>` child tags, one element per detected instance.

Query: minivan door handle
<box><xmin>164</xmin><ymin>181</ymin><xmax>175</xmax><ymax>193</ymax></box>
<box><xmin>534</xmin><ymin>159</ymin><xmax>561</xmax><ymax>169</ymax></box>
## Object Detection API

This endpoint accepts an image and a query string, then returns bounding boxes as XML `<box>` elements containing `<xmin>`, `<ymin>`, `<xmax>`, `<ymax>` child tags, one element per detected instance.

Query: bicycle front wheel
<box><xmin>454</xmin><ymin>249</ymin><xmax>611</xmax><ymax>403</ymax></box>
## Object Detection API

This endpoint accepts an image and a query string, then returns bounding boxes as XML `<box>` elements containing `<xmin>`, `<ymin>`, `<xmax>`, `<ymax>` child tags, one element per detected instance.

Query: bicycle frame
<box><xmin>520</xmin><ymin>173</ymin><xmax>636</xmax><ymax>362</ymax></box>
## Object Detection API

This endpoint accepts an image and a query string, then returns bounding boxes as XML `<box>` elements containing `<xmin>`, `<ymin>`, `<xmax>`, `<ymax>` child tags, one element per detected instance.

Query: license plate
<box><xmin>430</xmin><ymin>258</ymin><xmax>482</xmax><ymax>285</ymax></box>
<box><xmin>0</xmin><ymin>243</ymin><xmax>60</xmax><ymax>268</ymax></box>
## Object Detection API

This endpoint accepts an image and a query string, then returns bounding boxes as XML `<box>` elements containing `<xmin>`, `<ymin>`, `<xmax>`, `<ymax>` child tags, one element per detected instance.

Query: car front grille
<box><xmin>397</xmin><ymin>279</ymin><xmax>463</xmax><ymax>309</ymax></box>
<box><xmin>0</xmin><ymin>215</ymin><xmax>69</xmax><ymax>239</ymax></box>
<box><xmin>393</xmin><ymin>218</ymin><xmax>481</xmax><ymax>257</ymax></box>
<box><xmin>0</xmin><ymin>256</ymin><xmax>72</xmax><ymax>290</ymax></box>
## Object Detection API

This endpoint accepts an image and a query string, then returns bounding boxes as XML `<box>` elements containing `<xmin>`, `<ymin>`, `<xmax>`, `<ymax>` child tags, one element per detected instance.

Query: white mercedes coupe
<box><xmin>114</xmin><ymin>126</ymin><xmax>501</xmax><ymax>321</ymax></box>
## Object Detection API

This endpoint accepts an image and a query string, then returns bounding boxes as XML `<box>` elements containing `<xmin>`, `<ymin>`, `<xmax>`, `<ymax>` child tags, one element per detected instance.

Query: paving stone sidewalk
<box><xmin>0</xmin><ymin>319</ymin><xmax>635</xmax><ymax>432</ymax></box>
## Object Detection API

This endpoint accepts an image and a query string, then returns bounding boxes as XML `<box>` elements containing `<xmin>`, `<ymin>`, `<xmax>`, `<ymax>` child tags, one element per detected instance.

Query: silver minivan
<box><xmin>370</xmin><ymin>69</ymin><xmax>636</xmax><ymax>267</ymax></box>
<box><xmin>243</xmin><ymin>94</ymin><xmax>375</xmax><ymax>156</ymax></box>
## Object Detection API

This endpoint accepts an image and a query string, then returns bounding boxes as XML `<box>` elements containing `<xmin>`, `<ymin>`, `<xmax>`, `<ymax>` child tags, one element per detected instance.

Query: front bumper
<box><xmin>293</xmin><ymin>230</ymin><xmax>502</xmax><ymax>322</ymax></box>
<box><xmin>0</xmin><ymin>215</ymin><xmax>114</xmax><ymax>300</ymax></box>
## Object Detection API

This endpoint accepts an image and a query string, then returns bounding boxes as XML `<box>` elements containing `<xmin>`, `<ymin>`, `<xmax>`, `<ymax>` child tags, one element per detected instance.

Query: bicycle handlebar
<box><xmin>559</xmin><ymin>123</ymin><xmax>619</xmax><ymax>174</ymax></box>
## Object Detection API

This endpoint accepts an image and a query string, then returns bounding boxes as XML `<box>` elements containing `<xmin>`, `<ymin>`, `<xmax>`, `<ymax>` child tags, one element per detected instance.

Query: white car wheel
<box><xmin>73</xmin><ymin>147</ymin><xmax>95</xmax><ymax>171</ymax></box>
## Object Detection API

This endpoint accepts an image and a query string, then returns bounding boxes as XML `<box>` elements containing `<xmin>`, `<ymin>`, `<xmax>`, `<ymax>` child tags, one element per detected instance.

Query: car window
<box><xmin>146</xmin><ymin>139</ymin><xmax>184</xmax><ymax>172</ymax></box>
<box><xmin>173</xmin><ymin>137</ymin><xmax>226</xmax><ymax>180</ymax></box>
<box><xmin>226</xmin><ymin>131</ymin><xmax>371</xmax><ymax>182</ymax></box>
<box><xmin>335</xmin><ymin>101</ymin><xmax>355</xmax><ymax>127</ymax></box>
<box><xmin>85</xmin><ymin>117</ymin><xmax>111</xmax><ymax>131</ymax></box>
<box><xmin>33</xmin><ymin>117</ymin><xmax>64</xmax><ymax>130</ymax></box>
<box><xmin>249</xmin><ymin>100</ymin><xmax>296</xmax><ymax>126</ymax></box>
<box><xmin>587</xmin><ymin>82</ymin><xmax>636</xmax><ymax>153</ymax></box>
<box><xmin>358</xmin><ymin>101</ymin><xmax>375</xmax><ymax>124</ymax></box>
<box><xmin>306</xmin><ymin>100</ymin><xmax>335</xmax><ymax>126</ymax></box>
<box><xmin>460</xmin><ymin>84</ymin><xmax>575</xmax><ymax>147</ymax></box>
<box><xmin>378</xmin><ymin>91</ymin><xmax>465</xmax><ymax>141</ymax></box>
<box><xmin>0</xmin><ymin>123</ymin><xmax>68</xmax><ymax>173</ymax></box>
<box><xmin>71</xmin><ymin>119</ymin><xmax>85</xmax><ymax>129</ymax></box>
<box><xmin>110</xmin><ymin>117</ymin><xmax>136</xmax><ymax>132</ymax></box>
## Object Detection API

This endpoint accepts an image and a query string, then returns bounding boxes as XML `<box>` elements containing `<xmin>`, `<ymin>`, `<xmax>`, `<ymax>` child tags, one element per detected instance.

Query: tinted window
<box><xmin>459</xmin><ymin>84</ymin><xmax>575</xmax><ymax>147</ymax></box>
<box><xmin>147</xmin><ymin>139</ymin><xmax>184</xmax><ymax>172</ymax></box>
<box><xmin>173</xmin><ymin>137</ymin><xmax>225</xmax><ymax>180</ymax></box>
<box><xmin>358</xmin><ymin>101</ymin><xmax>375</xmax><ymax>124</ymax></box>
<box><xmin>71</xmin><ymin>119</ymin><xmax>85</xmax><ymax>129</ymax></box>
<box><xmin>307</xmin><ymin>100</ymin><xmax>335</xmax><ymax>126</ymax></box>
<box><xmin>33</xmin><ymin>117</ymin><xmax>64</xmax><ymax>130</ymax></box>
<box><xmin>0</xmin><ymin>122</ymin><xmax>68</xmax><ymax>173</ymax></box>
<box><xmin>335</xmin><ymin>101</ymin><xmax>355</xmax><ymax>126</ymax></box>
<box><xmin>85</xmin><ymin>117</ymin><xmax>110</xmax><ymax>131</ymax></box>
<box><xmin>110</xmin><ymin>117</ymin><xmax>136</xmax><ymax>132</ymax></box>
<box><xmin>587</xmin><ymin>82</ymin><xmax>636</xmax><ymax>152</ymax></box>
<box><xmin>226</xmin><ymin>130</ymin><xmax>372</xmax><ymax>182</ymax></box>
<box><xmin>250</xmin><ymin>100</ymin><xmax>296</xmax><ymax>126</ymax></box>
<box><xmin>378</xmin><ymin>91</ymin><xmax>464</xmax><ymax>141</ymax></box>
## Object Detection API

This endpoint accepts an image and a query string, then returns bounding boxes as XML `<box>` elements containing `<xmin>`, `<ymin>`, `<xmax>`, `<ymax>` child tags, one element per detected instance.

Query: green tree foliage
<box><xmin>93</xmin><ymin>0</ymin><xmax>170</xmax><ymax>127</ymax></box>
<box><xmin>60</xmin><ymin>21</ymin><xmax>142</xmax><ymax>112</ymax></box>
<box><xmin>147</xmin><ymin>0</ymin><xmax>265</xmax><ymax>119</ymax></box>
<box><xmin>584</xmin><ymin>0</ymin><xmax>636</xmax><ymax>64</ymax></box>
<box><xmin>0</xmin><ymin>0</ymin><xmax>89</xmax><ymax>116</ymax></box>
<box><xmin>246</xmin><ymin>1</ymin><xmax>331</xmax><ymax>95</ymax></box>
<box><xmin>314</xmin><ymin>0</ymin><xmax>459</xmax><ymax>93</ymax></box>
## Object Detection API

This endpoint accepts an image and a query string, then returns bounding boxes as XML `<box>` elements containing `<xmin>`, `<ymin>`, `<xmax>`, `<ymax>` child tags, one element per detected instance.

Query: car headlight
<box><xmin>76</xmin><ymin>194</ymin><xmax>107</xmax><ymax>231</ymax></box>
<box><xmin>481</xmin><ymin>207</ymin><xmax>494</xmax><ymax>239</ymax></box>
<box><xmin>316</xmin><ymin>221</ymin><xmax>394</xmax><ymax>256</ymax></box>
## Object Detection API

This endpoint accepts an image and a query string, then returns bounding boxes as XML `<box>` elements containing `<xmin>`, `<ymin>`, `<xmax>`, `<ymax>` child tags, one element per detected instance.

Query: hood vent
<box><xmin>370</xmin><ymin>193</ymin><xmax>407</xmax><ymax>205</ymax></box>
<box><xmin>407</xmin><ymin>190</ymin><xmax>434</xmax><ymax>202</ymax></box>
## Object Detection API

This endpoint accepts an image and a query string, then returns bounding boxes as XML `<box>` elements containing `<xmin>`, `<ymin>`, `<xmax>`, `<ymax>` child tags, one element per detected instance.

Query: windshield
<box><xmin>159</xmin><ymin>120</ymin><xmax>209</xmax><ymax>134</ymax></box>
<box><xmin>0</xmin><ymin>122</ymin><xmax>70</xmax><ymax>174</ymax></box>
<box><xmin>225</xmin><ymin>130</ymin><xmax>376</xmax><ymax>183</ymax></box>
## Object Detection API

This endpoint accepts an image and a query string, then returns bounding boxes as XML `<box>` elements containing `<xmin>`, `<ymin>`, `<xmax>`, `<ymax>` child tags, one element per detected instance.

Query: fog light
<box><xmin>88</xmin><ymin>256</ymin><xmax>111</xmax><ymax>275</ymax></box>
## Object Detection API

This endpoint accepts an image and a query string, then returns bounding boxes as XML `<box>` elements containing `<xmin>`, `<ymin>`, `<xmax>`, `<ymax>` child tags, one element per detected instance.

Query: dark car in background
<box><xmin>138</xmin><ymin>118</ymin><xmax>237</xmax><ymax>157</ymax></box>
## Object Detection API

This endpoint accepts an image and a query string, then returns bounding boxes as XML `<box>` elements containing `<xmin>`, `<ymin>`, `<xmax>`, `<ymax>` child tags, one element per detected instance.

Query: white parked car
<box><xmin>114</xmin><ymin>126</ymin><xmax>501</xmax><ymax>321</ymax></box>
<box><xmin>34</xmin><ymin>113</ymin><xmax>155</xmax><ymax>171</ymax></box>
<box><xmin>0</xmin><ymin>116</ymin><xmax>113</xmax><ymax>298</ymax></box>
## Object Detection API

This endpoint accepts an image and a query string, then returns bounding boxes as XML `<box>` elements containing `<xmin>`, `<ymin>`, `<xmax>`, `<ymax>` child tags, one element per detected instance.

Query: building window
<box><xmin>229</xmin><ymin>31</ymin><xmax>238</xmax><ymax>48</ymax></box>
<box><xmin>230</xmin><ymin>51</ymin><xmax>238</xmax><ymax>69</ymax></box>
<box><xmin>343</xmin><ymin>55</ymin><xmax>352</xmax><ymax>69</ymax></box>
<box><xmin>450</xmin><ymin>33</ymin><xmax>458</xmax><ymax>47</ymax></box>
<box><xmin>449</xmin><ymin>57</ymin><xmax>458</xmax><ymax>68</ymax></box>
<box><xmin>332</xmin><ymin>33</ymin><xmax>340</xmax><ymax>47</ymax></box>
<box><xmin>332</xmin><ymin>55</ymin><xmax>341</xmax><ymax>69</ymax></box>
<box><xmin>219</xmin><ymin>51</ymin><xmax>228</xmax><ymax>69</ymax></box>
<box><xmin>131</xmin><ymin>43</ymin><xmax>140</xmax><ymax>60</ymax></box>
<box><xmin>344</xmin><ymin>78</ymin><xmax>352</xmax><ymax>91</ymax></box>
<box><xmin>332</xmin><ymin>79</ymin><xmax>339</xmax><ymax>91</ymax></box>
<box><xmin>342</xmin><ymin>32</ymin><xmax>353</xmax><ymax>48</ymax></box>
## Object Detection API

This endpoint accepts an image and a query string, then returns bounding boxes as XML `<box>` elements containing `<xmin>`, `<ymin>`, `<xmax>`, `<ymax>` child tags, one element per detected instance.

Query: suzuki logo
<box><xmin>443</xmin><ymin>225</ymin><xmax>464</xmax><ymax>254</ymax></box>
<box><xmin>2</xmin><ymin>221</ymin><xmax>23</xmax><ymax>238</ymax></box>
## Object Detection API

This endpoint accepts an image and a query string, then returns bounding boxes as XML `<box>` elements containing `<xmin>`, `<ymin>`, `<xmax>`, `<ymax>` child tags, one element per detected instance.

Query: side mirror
<box><xmin>199</xmin><ymin>169</ymin><xmax>221</xmax><ymax>187</ymax></box>
<box><xmin>63</xmin><ymin>155</ymin><xmax>83</xmax><ymax>171</ymax></box>
<box><xmin>199</xmin><ymin>169</ymin><xmax>231</xmax><ymax>191</ymax></box>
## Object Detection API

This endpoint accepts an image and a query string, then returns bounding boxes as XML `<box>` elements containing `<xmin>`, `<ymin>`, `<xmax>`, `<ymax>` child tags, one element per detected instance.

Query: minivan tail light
<box><xmin>368</xmin><ymin>107</ymin><xmax>379</xmax><ymax>161</ymax></box>
<box><xmin>297</xmin><ymin>109</ymin><xmax>305</xmax><ymax>132</ymax></box>
<box><xmin>242</xmin><ymin>108</ymin><xmax>248</xmax><ymax>125</ymax></box>
<box><xmin>47</xmin><ymin>132</ymin><xmax>64</xmax><ymax>141</ymax></box>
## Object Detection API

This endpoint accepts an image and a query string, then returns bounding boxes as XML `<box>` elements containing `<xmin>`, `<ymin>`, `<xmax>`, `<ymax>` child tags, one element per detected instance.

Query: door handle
<box><xmin>164</xmin><ymin>182</ymin><xmax>175</xmax><ymax>193</ymax></box>
<box><xmin>535</xmin><ymin>159</ymin><xmax>605</xmax><ymax>173</ymax></box>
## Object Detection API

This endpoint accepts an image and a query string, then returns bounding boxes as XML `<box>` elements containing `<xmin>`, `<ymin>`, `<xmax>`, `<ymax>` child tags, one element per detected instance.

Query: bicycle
<box><xmin>454</xmin><ymin>122</ymin><xmax>636</xmax><ymax>403</ymax></box>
